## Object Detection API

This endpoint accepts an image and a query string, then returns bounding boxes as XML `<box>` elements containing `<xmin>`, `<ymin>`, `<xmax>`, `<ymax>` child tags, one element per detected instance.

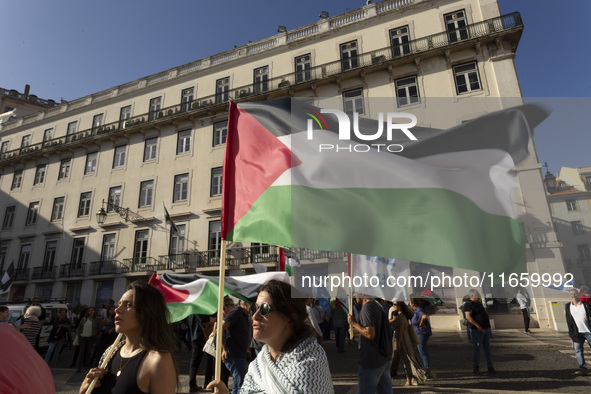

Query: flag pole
<box><xmin>85</xmin><ymin>333</ymin><xmax>124</xmax><ymax>393</ymax></box>
<box><xmin>213</xmin><ymin>239</ymin><xmax>227</xmax><ymax>392</ymax></box>
<box><xmin>347</xmin><ymin>253</ymin><xmax>354</xmax><ymax>340</ymax></box>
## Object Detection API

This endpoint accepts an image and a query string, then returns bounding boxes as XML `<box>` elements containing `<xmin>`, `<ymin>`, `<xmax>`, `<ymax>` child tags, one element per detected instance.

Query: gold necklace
<box><xmin>117</xmin><ymin>348</ymin><xmax>142</xmax><ymax>377</ymax></box>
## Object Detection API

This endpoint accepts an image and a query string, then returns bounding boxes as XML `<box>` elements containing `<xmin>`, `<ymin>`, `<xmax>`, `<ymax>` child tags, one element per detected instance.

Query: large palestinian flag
<box><xmin>222</xmin><ymin>98</ymin><xmax>547</xmax><ymax>274</ymax></box>
<box><xmin>148</xmin><ymin>271</ymin><xmax>289</xmax><ymax>323</ymax></box>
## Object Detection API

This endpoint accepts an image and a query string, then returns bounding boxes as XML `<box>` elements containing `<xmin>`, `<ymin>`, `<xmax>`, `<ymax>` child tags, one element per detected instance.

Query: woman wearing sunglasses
<box><xmin>207</xmin><ymin>280</ymin><xmax>334</xmax><ymax>393</ymax></box>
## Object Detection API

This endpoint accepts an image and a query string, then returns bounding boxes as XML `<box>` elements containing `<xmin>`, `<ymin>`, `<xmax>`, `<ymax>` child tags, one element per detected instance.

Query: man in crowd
<box><xmin>516</xmin><ymin>288</ymin><xmax>531</xmax><ymax>334</ymax></box>
<box><xmin>222</xmin><ymin>297</ymin><xmax>251</xmax><ymax>394</ymax></box>
<box><xmin>565</xmin><ymin>288</ymin><xmax>591</xmax><ymax>375</ymax></box>
<box><xmin>464</xmin><ymin>289</ymin><xmax>496</xmax><ymax>375</ymax></box>
<box><xmin>347</xmin><ymin>293</ymin><xmax>393</xmax><ymax>394</ymax></box>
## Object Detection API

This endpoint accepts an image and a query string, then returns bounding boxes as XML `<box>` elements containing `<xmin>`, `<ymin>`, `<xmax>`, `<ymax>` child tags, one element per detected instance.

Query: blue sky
<box><xmin>1</xmin><ymin>0</ymin><xmax>589</xmax><ymax>171</ymax></box>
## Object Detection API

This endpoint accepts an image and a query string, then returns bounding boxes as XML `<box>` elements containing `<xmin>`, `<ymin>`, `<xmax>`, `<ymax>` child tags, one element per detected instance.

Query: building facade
<box><xmin>0</xmin><ymin>85</ymin><xmax>58</xmax><ymax>124</ymax></box>
<box><xmin>547</xmin><ymin>167</ymin><xmax>591</xmax><ymax>287</ymax></box>
<box><xmin>0</xmin><ymin>0</ymin><xmax>565</xmax><ymax>328</ymax></box>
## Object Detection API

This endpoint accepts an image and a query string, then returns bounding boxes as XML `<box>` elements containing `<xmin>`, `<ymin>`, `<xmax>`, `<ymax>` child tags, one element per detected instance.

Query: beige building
<box><xmin>0</xmin><ymin>85</ymin><xmax>58</xmax><ymax>124</ymax></box>
<box><xmin>546</xmin><ymin>167</ymin><xmax>591</xmax><ymax>287</ymax></box>
<box><xmin>0</xmin><ymin>0</ymin><xmax>565</xmax><ymax>328</ymax></box>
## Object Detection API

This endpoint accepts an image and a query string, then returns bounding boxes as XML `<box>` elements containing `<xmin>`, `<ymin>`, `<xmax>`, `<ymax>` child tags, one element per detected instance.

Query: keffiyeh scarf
<box><xmin>241</xmin><ymin>337</ymin><xmax>334</xmax><ymax>394</ymax></box>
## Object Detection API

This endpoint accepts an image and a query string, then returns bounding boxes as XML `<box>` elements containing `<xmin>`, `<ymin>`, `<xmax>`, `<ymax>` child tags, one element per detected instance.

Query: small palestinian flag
<box><xmin>0</xmin><ymin>261</ymin><xmax>14</xmax><ymax>299</ymax></box>
<box><xmin>149</xmin><ymin>271</ymin><xmax>289</xmax><ymax>322</ymax></box>
<box><xmin>279</xmin><ymin>248</ymin><xmax>300</xmax><ymax>276</ymax></box>
<box><xmin>420</xmin><ymin>287</ymin><xmax>442</xmax><ymax>306</ymax></box>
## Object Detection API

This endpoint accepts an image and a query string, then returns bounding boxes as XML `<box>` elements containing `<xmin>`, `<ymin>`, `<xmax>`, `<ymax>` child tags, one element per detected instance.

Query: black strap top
<box><xmin>94</xmin><ymin>349</ymin><xmax>148</xmax><ymax>394</ymax></box>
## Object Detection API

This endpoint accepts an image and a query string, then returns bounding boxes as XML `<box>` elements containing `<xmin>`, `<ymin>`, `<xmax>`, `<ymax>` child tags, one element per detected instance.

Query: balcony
<box><xmin>159</xmin><ymin>253</ymin><xmax>197</xmax><ymax>271</ymax></box>
<box><xmin>196</xmin><ymin>250</ymin><xmax>231</xmax><ymax>268</ymax></box>
<box><xmin>294</xmin><ymin>249</ymin><xmax>345</xmax><ymax>260</ymax></box>
<box><xmin>14</xmin><ymin>267</ymin><xmax>30</xmax><ymax>281</ymax></box>
<box><xmin>0</xmin><ymin>12</ymin><xmax>522</xmax><ymax>167</ymax></box>
<box><xmin>31</xmin><ymin>266</ymin><xmax>57</xmax><ymax>280</ymax></box>
<box><xmin>59</xmin><ymin>263</ymin><xmax>86</xmax><ymax>278</ymax></box>
<box><xmin>122</xmin><ymin>257</ymin><xmax>165</xmax><ymax>273</ymax></box>
<box><xmin>156</xmin><ymin>246</ymin><xmax>280</xmax><ymax>271</ymax></box>
<box><xmin>88</xmin><ymin>260</ymin><xmax>125</xmax><ymax>276</ymax></box>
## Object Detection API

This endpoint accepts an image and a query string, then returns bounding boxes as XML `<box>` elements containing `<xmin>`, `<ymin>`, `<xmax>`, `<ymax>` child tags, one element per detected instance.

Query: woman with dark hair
<box><xmin>391</xmin><ymin>301</ymin><xmax>428</xmax><ymax>386</ymax></box>
<box><xmin>79</xmin><ymin>280</ymin><xmax>178</xmax><ymax>394</ymax></box>
<box><xmin>208</xmin><ymin>280</ymin><xmax>334</xmax><ymax>394</ymax></box>
<box><xmin>409</xmin><ymin>298</ymin><xmax>432</xmax><ymax>379</ymax></box>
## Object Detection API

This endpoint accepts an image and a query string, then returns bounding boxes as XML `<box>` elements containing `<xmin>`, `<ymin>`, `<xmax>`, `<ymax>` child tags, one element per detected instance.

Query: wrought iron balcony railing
<box><xmin>31</xmin><ymin>266</ymin><xmax>57</xmax><ymax>280</ymax></box>
<box><xmin>293</xmin><ymin>249</ymin><xmax>346</xmax><ymax>260</ymax></box>
<box><xmin>122</xmin><ymin>257</ymin><xmax>165</xmax><ymax>273</ymax></box>
<box><xmin>88</xmin><ymin>260</ymin><xmax>125</xmax><ymax>276</ymax></box>
<box><xmin>159</xmin><ymin>253</ymin><xmax>193</xmax><ymax>271</ymax></box>
<box><xmin>14</xmin><ymin>267</ymin><xmax>30</xmax><ymax>281</ymax></box>
<box><xmin>59</xmin><ymin>263</ymin><xmax>86</xmax><ymax>277</ymax></box>
<box><xmin>0</xmin><ymin>12</ymin><xmax>522</xmax><ymax>166</ymax></box>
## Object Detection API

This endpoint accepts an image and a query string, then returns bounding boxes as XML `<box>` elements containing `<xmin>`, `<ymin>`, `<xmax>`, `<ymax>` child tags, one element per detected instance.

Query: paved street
<box><xmin>52</xmin><ymin>329</ymin><xmax>590</xmax><ymax>393</ymax></box>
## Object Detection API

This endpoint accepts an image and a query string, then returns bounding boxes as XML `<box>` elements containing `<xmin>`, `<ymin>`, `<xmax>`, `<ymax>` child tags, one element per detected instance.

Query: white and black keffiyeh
<box><xmin>241</xmin><ymin>337</ymin><xmax>334</xmax><ymax>394</ymax></box>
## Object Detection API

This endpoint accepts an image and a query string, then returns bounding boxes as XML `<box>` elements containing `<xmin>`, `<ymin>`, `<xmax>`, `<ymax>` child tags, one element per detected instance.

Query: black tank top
<box><xmin>94</xmin><ymin>349</ymin><xmax>148</xmax><ymax>394</ymax></box>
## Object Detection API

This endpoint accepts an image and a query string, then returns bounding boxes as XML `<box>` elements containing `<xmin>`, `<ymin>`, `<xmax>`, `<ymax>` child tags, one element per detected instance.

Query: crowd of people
<box><xmin>14</xmin><ymin>283</ymin><xmax>591</xmax><ymax>393</ymax></box>
<box><xmin>0</xmin><ymin>296</ymin><xmax>124</xmax><ymax>372</ymax></box>
<box><xmin>0</xmin><ymin>285</ymin><xmax>480</xmax><ymax>394</ymax></box>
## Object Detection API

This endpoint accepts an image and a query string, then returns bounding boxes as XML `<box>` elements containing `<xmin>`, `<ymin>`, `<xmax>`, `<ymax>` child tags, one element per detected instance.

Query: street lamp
<box><xmin>96</xmin><ymin>199</ymin><xmax>143</xmax><ymax>224</ymax></box>
<box><xmin>543</xmin><ymin>162</ymin><xmax>556</xmax><ymax>192</ymax></box>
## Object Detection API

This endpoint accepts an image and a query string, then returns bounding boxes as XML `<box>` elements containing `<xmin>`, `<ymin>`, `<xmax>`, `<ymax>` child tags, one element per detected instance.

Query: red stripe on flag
<box><xmin>222</xmin><ymin>101</ymin><xmax>301</xmax><ymax>239</ymax></box>
<box><xmin>279</xmin><ymin>248</ymin><xmax>286</xmax><ymax>271</ymax></box>
<box><xmin>148</xmin><ymin>273</ymin><xmax>189</xmax><ymax>303</ymax></box>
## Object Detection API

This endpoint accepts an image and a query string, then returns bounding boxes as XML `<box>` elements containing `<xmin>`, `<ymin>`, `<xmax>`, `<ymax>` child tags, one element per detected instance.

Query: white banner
<box><xmin>350</xmin><ymin>254</ymin><xmax>410</xmax><ymax>301</ymax></box>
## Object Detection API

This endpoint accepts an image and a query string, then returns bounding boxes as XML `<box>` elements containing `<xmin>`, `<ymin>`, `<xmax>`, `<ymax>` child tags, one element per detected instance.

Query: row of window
<box><xmin>0</xmin><ymin>220</ymin><xmax>224</xmax><ymax>273</ymax></box>
<box><xmin>0</xmin><ymin>114</ymin><xmax>228</xmax><ymax>159</ymax></box>
<box><xmin>3</xmin><ymin>167</ymin><xmax>222</xmax><ymax>229</ymax></box>
<box><xmin>6</xmin><ymin>62</ymin><xmax>482</xmax><ymax>194</ymax></box>
<box><xmin>340</xmin><ymin>60</ymin><xmax>481</xmax><ymax>114</ymax></box>
<box><xmin>7</xmin><ymin>123</ymin><xmax>227</xmax><ymax>191</ymax></box>
<box><xmin>0</xmin><ymin>9</ymin><xmax>481</xmax><ymax>154</ymax></box>
<box><xmin>0</xmin><ymin>221</ymin><xmax>226</xmax><ymax>275</ymax></box>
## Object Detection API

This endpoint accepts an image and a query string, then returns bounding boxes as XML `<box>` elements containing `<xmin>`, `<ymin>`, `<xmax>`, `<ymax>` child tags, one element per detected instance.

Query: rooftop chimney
<box><xmin>24</xmin><ymin>84</ymin><xmax>30</xmax><ymax>96</ymax></box>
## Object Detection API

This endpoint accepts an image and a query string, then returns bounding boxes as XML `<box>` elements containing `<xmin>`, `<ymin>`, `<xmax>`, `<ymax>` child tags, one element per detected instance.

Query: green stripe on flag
<box><xmin>227</xmin><ymin>185</ymin><xmax>525</xmax><ymax>274</ymax></box>
<box><xmin>164</xmin><ymin>279</ymin><xmax>250</xmax><ymax>323</ymax></box>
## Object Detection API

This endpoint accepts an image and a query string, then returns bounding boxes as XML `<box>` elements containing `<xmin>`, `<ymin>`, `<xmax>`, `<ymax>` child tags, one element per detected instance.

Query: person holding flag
<box><xmin>79</xmin><ymin>281</ymin><xmax>178</xmax><ymax>394</ymax></box>
<box><xmin>347</xmin><ymin>293</ymin><xmax>393</xmax><ymax>394</ymax></box>
<box><xmin>207</xmin><ymin>280</ymin><xmax>334</xmax><ymax>394</ymax></box>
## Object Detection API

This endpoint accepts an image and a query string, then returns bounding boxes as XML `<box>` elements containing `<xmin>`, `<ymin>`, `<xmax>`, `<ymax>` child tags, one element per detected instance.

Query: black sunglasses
<box><xmin>254</xmin><ymin>302</ymin><xmax>275</xmax><ymax>317</ymax></box>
